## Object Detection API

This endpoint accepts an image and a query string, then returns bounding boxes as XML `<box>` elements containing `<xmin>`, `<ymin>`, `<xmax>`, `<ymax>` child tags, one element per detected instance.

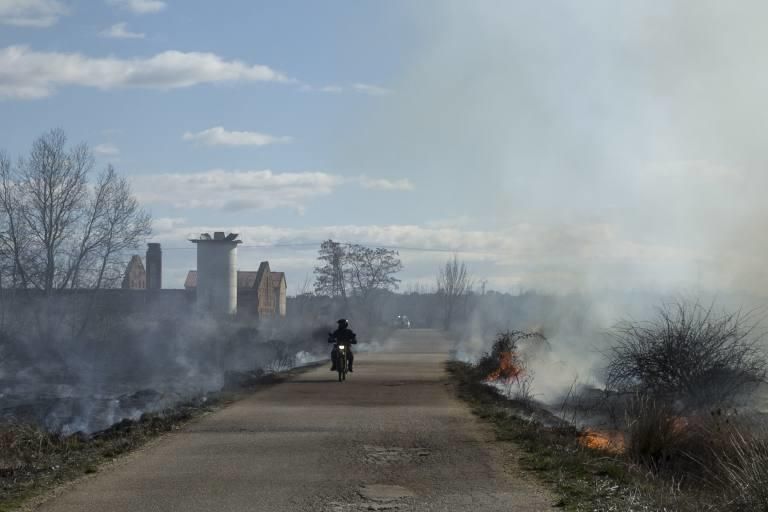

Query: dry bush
<box><xmin>475</xmin><ymin>330</ymin><xmax>546</xmax><ymax>379</ymax></box>
<box><xmin>624</xmin><ymin>394</ymin><xmax>689</xmax><ymax>469</ymax></box>
<box><xmin>605</xmin><ymin>301</ymin><xmax>768</xmax><ymax>409</ymax></box>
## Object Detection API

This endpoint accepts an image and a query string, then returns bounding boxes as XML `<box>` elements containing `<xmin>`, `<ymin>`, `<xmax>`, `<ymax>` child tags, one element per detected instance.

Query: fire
<box><xmin>485</xmin><ymin>351</ymin><xmax>525</xmax><ymax>383</ymax></box>
<box><xmin>578</xmin><ymin>428</ymin><xmax>625</xmax><ymax>454</ymax></box>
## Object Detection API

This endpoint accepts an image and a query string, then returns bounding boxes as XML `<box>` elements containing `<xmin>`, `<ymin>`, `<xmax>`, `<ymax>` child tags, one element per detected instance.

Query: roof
<box><xmin>238</xmin><ymin>271</ymin><xmax>259</xmax><ymax>288</ymax></box>
<box><xmin>184</xmin><ymin>268</ymin><xmax>283</xmax><ymax>290</ymax></box>
<box><xmin>254</xmin><ymin>262</ymin><xmax>270</xmax><ymax>291</ymax></box>
<box><xmin>125</xmin><ymin>255</ymin><xmax>145</xmax><ymax>273</ymax></box>
<box><xmin>270</xmin><ymin>272</ymin><xmax>285</xmax><ymax>289</ymax></box>
<box><xmin>184</xmin><ymin>270</ymin><xmax>197</xmax><ymax>289</ymax></box>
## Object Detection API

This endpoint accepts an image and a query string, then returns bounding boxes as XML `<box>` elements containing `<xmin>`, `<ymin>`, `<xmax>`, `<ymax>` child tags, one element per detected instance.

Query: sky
<box><xmin>2</xmin><ymin>1</ymin><xmax>768</xmax><ymax>295</ymax></box>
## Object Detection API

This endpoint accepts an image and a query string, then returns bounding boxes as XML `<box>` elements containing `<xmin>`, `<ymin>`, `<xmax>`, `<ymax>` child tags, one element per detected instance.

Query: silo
<box><xmin>191</xmin><ymin>232</ymin><xmax>241</xmax><ymax>315</ymax></box>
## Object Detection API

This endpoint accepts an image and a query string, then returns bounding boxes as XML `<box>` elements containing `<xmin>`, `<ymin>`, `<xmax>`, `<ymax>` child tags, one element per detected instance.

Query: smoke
<box><xmin>338</xmin><ymin>1</ymin><xmax>768</xmax><ymax>295</ymax></box>
<box><xmin>0</xmin><ymin>293</ymin><xmax>326</xmax><ymax>434</ymax></box>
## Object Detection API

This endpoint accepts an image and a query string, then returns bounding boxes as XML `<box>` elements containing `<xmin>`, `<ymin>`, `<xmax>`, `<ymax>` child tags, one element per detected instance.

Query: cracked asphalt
<box><xmin>35</xmin><ymin>329</ymin><xmax>554</xmax><ymax>511</ymax></box>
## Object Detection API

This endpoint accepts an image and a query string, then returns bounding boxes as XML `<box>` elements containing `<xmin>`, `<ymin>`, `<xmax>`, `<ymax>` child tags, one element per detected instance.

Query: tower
<box><xmin>191</xmin><ymin>232</ymin><xmax>241</xmax><ymax>315</ymax></box>
<box><xmin>146</xmin><ymin>243</ymin><xmax>162</xmax><ymax>290</ymax></box>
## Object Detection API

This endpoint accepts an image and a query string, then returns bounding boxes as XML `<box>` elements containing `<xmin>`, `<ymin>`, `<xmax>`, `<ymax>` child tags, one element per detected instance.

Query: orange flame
<box><xmin>578</xmin><ymin>428</ymin><xmax>625</xmax><ymax>453</ymax></box>
<box><xmin>485</xmin><ymin>351</ymin><xmax>525</xmax><ymax>383</ymax></box>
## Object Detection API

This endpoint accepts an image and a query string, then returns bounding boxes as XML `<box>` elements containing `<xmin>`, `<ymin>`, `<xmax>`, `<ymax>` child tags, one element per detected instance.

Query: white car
<box><xmin>395</xmin><ymin>315</ymin><xmax>411</xmax><ymax>328</ymax></box>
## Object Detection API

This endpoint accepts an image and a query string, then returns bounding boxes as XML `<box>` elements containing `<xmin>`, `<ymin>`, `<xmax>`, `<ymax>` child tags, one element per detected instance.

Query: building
<box><xmin>184</xmin><ymin>260</ymin><xmax>287</xmax><ymax>317</ymax></box>
<box><xmin>190</xmin><ymin>232</ymin><xmax>241</xmax><ymax>316</ymax></box>
<box><xmin>121</xmin><ymin>255</ymin><xmax>146</xmax><ymax>289</ymax></box>
<box><xmin>271</xmin><ymin>271</ymin><xmax>287</xmax><ymax>317</ymax></box>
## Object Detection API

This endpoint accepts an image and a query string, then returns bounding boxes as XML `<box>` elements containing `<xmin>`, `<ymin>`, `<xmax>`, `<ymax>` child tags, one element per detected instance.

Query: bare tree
<box><xmin>345</xmin><ymin>244</ymin><xmax>403</xmax><ymax>299</ymax></box>
<box><xmin>0</xmin><ymin>129</ymin><xmax>151</xmax><ymax>292</ymax></box>
<box><xmin>605</xmin><ymin>300</ymin><xmax>768</xmax><ymax>408</ymax></box>
<box><xmin>313</xmin><ymin>239</ymin><xmax>347</xmax><ymax>298</ymax></box>
<box><xmin>0</xmin><ymin>152</ymin><xmax>30</xmax><ymax>288</ymax></box>
<box><xmin>344</xmin><ymin>244</ymin><xmax>403</xmax><ymax>322</ymax></box>
<box><xmin>437</xmin><ymin>254</ymin><xmax>472</xmax><ymax>329</ymax></box>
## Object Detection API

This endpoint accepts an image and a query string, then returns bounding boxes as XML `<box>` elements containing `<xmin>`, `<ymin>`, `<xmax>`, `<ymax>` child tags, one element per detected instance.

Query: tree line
<box><xmin>0</xmin><ymin>129</ymin><xmax>151</xmax><ymax>292</ymax></box>
<box><xmin>312</xmin><ymin>239</ymin><xmax>475</xmax><ymax>329</ymax></box>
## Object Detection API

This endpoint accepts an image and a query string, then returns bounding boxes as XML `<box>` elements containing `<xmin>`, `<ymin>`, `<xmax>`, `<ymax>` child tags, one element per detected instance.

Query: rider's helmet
<box><xmin>337</xmin><ymin>318</ymin><xmax>349</xmax><ymax>329</ymax></box>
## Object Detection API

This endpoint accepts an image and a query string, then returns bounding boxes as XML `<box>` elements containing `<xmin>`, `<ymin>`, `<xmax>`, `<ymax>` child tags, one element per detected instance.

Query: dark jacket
<box><xmin>330</xmin><ymin>327</ymin><xmax>357</xmax><ymax>345</ymax></box>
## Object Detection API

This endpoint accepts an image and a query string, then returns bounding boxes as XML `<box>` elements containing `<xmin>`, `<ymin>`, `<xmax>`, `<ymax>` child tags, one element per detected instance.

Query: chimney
<box><xmin>146</xmin><ymin>243</ymin><xmax>162</xmax><ymax>290</ymax></box>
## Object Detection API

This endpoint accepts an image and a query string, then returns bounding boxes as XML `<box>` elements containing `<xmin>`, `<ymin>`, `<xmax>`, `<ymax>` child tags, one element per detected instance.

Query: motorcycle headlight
<box><xmin>338</xmin><ymin>345</ymin><xmax>345</xmax><ymax>350</ymax></box>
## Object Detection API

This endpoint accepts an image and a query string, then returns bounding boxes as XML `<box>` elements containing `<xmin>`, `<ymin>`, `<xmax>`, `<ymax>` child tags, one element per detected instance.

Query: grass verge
<box><xmin>447</xmin><ymin>360</ymin><xmax>716</xmax><ymax>512</ymax></box>
<box><xmin>0</xmin><ymin>363</ymin><xmax>322</xmax><ymax>512</ymax></box>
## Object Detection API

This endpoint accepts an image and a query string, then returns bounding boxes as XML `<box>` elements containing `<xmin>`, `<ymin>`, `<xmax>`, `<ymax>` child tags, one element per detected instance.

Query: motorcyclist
<box><xmin>329</xmin><ymin>318</ymin><xmax>357</xmax><ymax>372</ymax></box>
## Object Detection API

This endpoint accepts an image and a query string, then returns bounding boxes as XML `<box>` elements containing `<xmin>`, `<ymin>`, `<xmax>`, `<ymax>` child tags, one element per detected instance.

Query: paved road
<box><xmin>36</xmin><ymin>329</ymin><xmax>553</xmax><ymax>511</ymax></box>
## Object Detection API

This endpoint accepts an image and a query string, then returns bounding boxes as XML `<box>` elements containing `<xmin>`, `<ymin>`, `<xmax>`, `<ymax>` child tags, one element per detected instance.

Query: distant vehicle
<box><xmin>395</xmin><ymin>315</ymin><xmax>411</xmax><ymax>328</ymax></box>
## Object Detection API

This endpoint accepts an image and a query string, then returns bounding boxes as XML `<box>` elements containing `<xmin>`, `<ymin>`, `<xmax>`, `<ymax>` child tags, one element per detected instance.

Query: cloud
<box><xmin>132</xmin><ymin>169</ymin><xmax>415</xmax><ymax>213</ymax></box>
<box><xmin>302</xmin><ymin>83</ymin><xmax>391</xmax><ymax>96</ymax></box>
<box><xmin>133</xmin><ymin>169</ymin><xmax>342</xmax><ymax>213</ymax></box>
<box><xmin>351</xmin><ymin>83</ymin><xmax>391</xmax><ymax>96</ymax></box>
<box><xmin>358</xmin><ymin>176</ymin><xmax>414</xmax><ymax>191</ymax></box>
<box><xmin>182</xmin><ymin>126</ymin><xmax>292</xmax><ymax>147</ymax></box>
<box><xmin>107</xmin><ymin>0</ymin><xmax>165</xmax><ymax>14</ymax></box>
<box><xmin>100</xmin><ymin>22</ymin><xmax>145</xmax><ymax>39</ymax></box>
<box><xmin>0</xmin><ymin>0</ymin><xmax>67</xmax><ymax>27</ymax></box>
<box><xmin>148</xmin><ymin>219</ymin><xmax>697</xmax><ymax>292</ymax></box>
<box><xmin>0</xmin><ymin>46</ymin><xmax>289</xmax><ymax>99</ymax></box>
<box><xmin>93</xmin><ymin>143</ymin><xmax>120</xmax><ymax>156</ymax></box>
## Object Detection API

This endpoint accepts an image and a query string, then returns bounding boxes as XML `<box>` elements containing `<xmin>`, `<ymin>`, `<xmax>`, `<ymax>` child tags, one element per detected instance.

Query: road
<box><xmin>36</xmin><ymin>329</ymin><xmax>553</xmax><ymax>511</ymax></box>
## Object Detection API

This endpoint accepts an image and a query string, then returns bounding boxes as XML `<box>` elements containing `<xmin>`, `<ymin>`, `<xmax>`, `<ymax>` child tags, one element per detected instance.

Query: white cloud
<box><xmin>351</xmin><ymin>83</ymin><xmax>391</xmax><ymax>96</ymax></box>
<box><xmin>303</xmin><ymin>83</ymin><xmax>391</xmax><ymax>96</ymax></box>
<box><xmin>100</xmin><ymin>22</ymin><xmax>145</xmax><ymax>39</ymax></box>
<box><xmin>133</xmin><ymin>169</ymin><xmax>342</xmax><ymax>213</ymax></box>
<box><xmin>182</xmin><ymin>126</ymin><xmax>292</xmax><ymax>147</ymax></box>
<box><xmin>358</xmin><ymin>176</ymin><xmax>414</xmax><ymax>191</ymax></box>
<box><xmin>0</xmin><ymin>0</ymin><xmax>67</xmax><ymax>27</ymax></box>
<box><xmin>0</xmin><ymin>46</ymin><xmax>289</xmax><ymax>99</ymax></box>
<box><xmin>93</xmin><ymin>143</ymin><xmax>120</xmax><ymax>156</ymax></box>
<box><xmin>132</xmin><ymin>169</ymin><xmax>415</xmax><ymax>213</ymax></box>
<box><xmin>319</xmin><ymin>85</ymin><xmax>343</xmax><ymax>93</ymax></box>
<box><xmin>107</xmin><ymin>0</ymin><xmax>165</xmax><ymax>14</ymax></box>
<box><xmin>148</xmin><ymin>220</ymin><xmax>697</xmax><ymax>292</ymax></box>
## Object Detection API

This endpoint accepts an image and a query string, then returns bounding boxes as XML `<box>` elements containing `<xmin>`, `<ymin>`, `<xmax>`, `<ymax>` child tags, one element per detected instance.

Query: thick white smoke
<box><xmin>339</xmin><ymin>1</ymin><xmax>768</xmax><ymax>295</ymax></box>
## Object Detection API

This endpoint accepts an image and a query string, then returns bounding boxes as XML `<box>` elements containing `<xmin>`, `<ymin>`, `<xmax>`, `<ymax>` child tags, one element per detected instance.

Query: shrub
<box><xmin>624</xmin><ymin>394</ymin><xmax>688</xmax><ymax>468</ymax></box>
<box><xmin>476</xmin><ymin>330</ymin><xmax>546</xmax><ymax>380</ymax></box>
<box><xmin>605</xmin><ymin>300</ymin><xmax>767</xmax><ymax>409</ymax></box>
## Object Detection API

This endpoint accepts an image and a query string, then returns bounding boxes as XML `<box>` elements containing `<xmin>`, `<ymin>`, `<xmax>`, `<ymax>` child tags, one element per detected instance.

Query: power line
<box><xmin>152</xmin><ymin>242</ymin><xmax>463</xmax><ymax>254</ymax></box>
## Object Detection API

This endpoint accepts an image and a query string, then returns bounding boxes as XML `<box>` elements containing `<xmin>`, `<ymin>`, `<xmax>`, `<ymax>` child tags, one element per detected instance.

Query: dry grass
<box><xmin>624</xmin><ymin>395</ymin><xmax>688</xmax><ymax>469</ymax></box>
<box><xmin>0</xmin><ymin>363</ymin><xmax>321</xmax><ymax>511</ymax></box>
<box><xmin>709</xmin><ymin>428</ymin><xmax>768</xmax><ymax>511</ymax></box>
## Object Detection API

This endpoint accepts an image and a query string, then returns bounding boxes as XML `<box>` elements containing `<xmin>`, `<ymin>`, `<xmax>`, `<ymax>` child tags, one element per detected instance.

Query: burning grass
<box><xmin>455</xmin><ymin>300</ymin><xmax>768</xmax><ymax>510</ymax></box>
<box><xmin>449</xmin><ymin>359</ymin><xmax>743</xmax><ymax>511</ymax></box>
<box><xmin>0</xmin><ymin>364</ymin><xmax>319</xmax><ymax>512</ymax></box>
<box><xmin>578</xmin><ymin>428</ymin><xmax>625</xmax><ymax>454</ymax></box>
<box><xmin>0</xmin><ymin>405</ymin><xmax>198</xmax><ymax>511</ymax></box>
<box><xmin>478</xmin><ymin>330</ymin><xmax>545</xmax><ymax>406</ymax></box>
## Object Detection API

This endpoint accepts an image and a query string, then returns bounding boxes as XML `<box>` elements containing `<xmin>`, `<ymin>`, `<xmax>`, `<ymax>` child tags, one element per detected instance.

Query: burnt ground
<box><xmin>27</xmin><ymin>329</ymin><xmax>554</xmax><ymax>512</ymax></box>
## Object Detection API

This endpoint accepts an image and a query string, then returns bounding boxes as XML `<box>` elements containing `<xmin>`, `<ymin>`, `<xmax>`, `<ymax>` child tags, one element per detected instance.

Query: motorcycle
<box><xmin>329</xmin><ymin>333</ymin><xmax>348</xmax><ymax>382</ymax></box>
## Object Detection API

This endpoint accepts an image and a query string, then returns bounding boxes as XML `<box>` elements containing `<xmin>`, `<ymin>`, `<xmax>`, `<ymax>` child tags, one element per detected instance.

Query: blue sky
<box><xmin>3</xmin><ymin>1</ymin><xmax>768</xmax><ymax>295</ymax></box>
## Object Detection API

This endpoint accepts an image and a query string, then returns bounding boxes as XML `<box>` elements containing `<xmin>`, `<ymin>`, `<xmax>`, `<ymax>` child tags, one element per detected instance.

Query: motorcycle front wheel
<box><xmin>337</xmin><ymin>355</ymin><xmax>345</xmax><ymax>382</ymax></box>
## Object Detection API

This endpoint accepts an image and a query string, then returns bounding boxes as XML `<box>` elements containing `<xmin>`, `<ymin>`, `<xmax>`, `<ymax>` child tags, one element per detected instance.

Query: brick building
<box><xmin>121</xmin><ymin>255</ymin><xmax>146</xmax><ymax>289</ymax></box>
<box><xmin>184</xmin><ymin>260</ymin><xmax>286</xmax><ymax>317</ymax></box>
